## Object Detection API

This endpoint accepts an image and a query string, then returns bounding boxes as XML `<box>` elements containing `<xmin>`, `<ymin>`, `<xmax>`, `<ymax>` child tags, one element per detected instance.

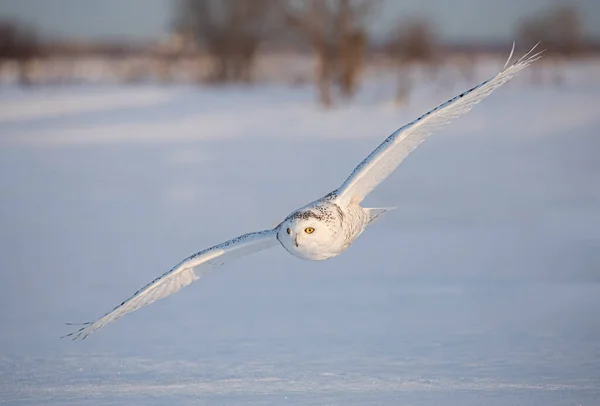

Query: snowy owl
<box><xmin>66</xmin><ymin>44</ymin><xmax>542</xmax><ymax>340</ymax></box>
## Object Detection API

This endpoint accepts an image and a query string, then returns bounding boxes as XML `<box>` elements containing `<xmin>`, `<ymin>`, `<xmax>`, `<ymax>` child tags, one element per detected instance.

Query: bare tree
<box><xmin>523</xmin><ymin>5</ymin><xmax>583</xmax><ymax>57</ymax></box>
<box><xmin>338</xmin><ymin>28</ymin><xmax>367</xmax><ymax>98</ymax></box>
<box><xmin>390</xmin><ymin>20</ymin><xmax>437</xmax><ymax>64</ymax></box>
<box><xmin>0</xmin><ymin>20</ymin><xmax>41</xmax><ymax>86</ymax></box>
<box><xmin>176</xmin><ymin>0</ymin><xmax>281</xmax><ymax>83</ymax></box>
<box><xmin>388</xmin><ymin>19</ymin><xmax>438</xmax><ymax>105</ymax></box>
<box><xmin>518</xmin><ymin>5</ymin><xmax>584</xmax><ymax>84</ymax></box>
<box><xmin>284</xmin><ymin>0</ymin><xmax>378</xmax><ymax>107</ymax></box>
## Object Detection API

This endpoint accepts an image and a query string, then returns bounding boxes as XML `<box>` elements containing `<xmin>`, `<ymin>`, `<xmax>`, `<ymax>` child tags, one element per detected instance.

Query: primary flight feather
<box><xmin>66</xmin><ymin>44</ymin><xmax>542</xmax><ymax>340</ymax></box>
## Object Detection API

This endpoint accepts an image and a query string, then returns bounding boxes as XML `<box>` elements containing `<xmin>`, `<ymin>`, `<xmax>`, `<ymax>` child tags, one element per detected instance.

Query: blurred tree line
<box><xmin>0</xmin><ymin>1</ymin><xmax>597</xmax><ymax>101</ymax></box>
<box><xmin>174</xmin><ymin>0</ymin><xmax>594</xmax><ymax>105</ymax></box>
<box><xmin>0</xmin><ymin>20</ymin><xmax>42</xmax><ymax>85</ymax></box>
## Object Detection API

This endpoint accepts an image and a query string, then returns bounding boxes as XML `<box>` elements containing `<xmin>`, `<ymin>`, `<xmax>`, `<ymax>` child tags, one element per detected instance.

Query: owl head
<box><xmin>276</xmin><ymin>205</ymin><xmax>342</xmax><ymax>261</ymax></box>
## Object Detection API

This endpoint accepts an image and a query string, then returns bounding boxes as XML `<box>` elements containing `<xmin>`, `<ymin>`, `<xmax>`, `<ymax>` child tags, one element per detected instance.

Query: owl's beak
<box><xmin>294</xmin><ymin>236</ymin><xmax>299</xmax><ymax>247</ymax></box>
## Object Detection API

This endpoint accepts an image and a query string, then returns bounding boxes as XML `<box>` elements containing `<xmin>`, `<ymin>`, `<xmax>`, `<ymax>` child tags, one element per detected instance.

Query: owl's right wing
<box><xmin>64</xmin><ymin>228</ymin><xmax>278</xmax><ymax>340</ymax></box>
<box><xmin>334</xmin><ymin>43</ymin><xmax>543</xmax><ymax>208</ymax></box>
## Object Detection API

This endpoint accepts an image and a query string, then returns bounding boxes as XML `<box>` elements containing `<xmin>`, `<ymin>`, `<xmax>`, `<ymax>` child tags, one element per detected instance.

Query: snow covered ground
<box><xmin>1</xmin><ymin>63</ymin><xmax>599</xmax><ymax>405</ymax></box>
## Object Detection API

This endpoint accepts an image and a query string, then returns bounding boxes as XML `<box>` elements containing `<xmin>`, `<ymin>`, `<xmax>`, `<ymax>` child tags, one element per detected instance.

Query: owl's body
<box><xmin>276</xmin><ymin>192</ymin><xmax>378</xmax><ymax>261</ymax></box>
<box><xmin>66</xmin><ymin>44</ymin><xmax>543</xmax><ymax>340</ymax></box>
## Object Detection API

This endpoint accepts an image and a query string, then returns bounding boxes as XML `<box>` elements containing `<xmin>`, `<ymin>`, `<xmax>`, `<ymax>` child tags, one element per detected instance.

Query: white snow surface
<box><xmin>1</xmin><ymin>66</ymin><xmax>599</xmax><ymax>405</ymax></box>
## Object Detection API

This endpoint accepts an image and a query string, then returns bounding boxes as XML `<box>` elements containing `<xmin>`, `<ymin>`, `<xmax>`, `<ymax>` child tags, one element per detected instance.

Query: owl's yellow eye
<box><xmin>286</xmin><ymin>228</ymin><xmax>291</xmax><ymax>235</ymax></box>
<box><xmin>304</xmin><ymin>227</ymin><xmax>315</xmax><ymax>234</ymax></box>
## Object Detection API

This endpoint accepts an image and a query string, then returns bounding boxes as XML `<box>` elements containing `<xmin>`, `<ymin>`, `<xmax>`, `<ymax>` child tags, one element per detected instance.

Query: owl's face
<box><xmin>277</xmin><ymin>207</ymin><xmax>342</xmax><ymax>261</ymax></box>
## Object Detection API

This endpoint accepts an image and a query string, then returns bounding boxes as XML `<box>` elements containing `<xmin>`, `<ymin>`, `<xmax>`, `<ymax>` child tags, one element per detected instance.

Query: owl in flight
<box><xmin>66</xmin><ymin>44</ymin><xmax>542</xmax><ymax>340</ymax></box>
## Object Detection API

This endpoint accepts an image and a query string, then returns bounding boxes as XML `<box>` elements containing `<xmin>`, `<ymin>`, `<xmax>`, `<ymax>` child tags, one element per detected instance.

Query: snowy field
<box><xmin>1</xmin><ymin>61</ymin><xmax>599</xmax><ymax>405</ymax></box>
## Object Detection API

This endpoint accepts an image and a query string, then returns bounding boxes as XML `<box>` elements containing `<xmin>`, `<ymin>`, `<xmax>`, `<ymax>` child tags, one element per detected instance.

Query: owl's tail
<box><xmin>365</xmin><ymin>207</ymin><xmax>396</xmax><ymax>225</ymax></box>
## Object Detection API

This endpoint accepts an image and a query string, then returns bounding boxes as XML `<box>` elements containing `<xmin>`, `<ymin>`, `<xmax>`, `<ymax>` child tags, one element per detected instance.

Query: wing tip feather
<box><xmin>502</xmin><ymin>41</ymin><xmax>545</xmax><ymax>73</ymax></box>
<box><xmin>502</xmin><ymin>41</ymin><xmax>516</xmax><ymax>71</ymax></box>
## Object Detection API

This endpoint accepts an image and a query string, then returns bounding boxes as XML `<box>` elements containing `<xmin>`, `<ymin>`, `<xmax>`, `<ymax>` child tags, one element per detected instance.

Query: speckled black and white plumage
<box><xmin>66</xmin><ymin>44</ymin><xmax>541</xmax><ymax>340</ymax></box>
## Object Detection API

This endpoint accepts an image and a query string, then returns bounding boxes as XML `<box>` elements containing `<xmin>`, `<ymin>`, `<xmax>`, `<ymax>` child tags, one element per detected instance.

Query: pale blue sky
<box><xmin>0</xmin><ymin>0</ymin><xmax>598</xmax><ymax>43</ymax></box>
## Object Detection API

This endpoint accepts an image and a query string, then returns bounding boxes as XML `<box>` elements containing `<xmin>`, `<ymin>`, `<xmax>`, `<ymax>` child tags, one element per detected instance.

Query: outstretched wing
<box><xmin>335</xmin><ymin>43</ymin><xmax>543</xmax><ymax>207</ymax></box>
<box><xmin>65</xmin><ymin>229</ymin><xmax>278</xmax><ymax>340</ymax></box>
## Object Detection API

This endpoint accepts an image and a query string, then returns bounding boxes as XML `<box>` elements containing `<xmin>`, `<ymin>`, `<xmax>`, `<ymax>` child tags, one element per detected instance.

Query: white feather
<box><xmin>335</xmin><ymin>43</ymin><xmax>544</xmax><ymax>207</ymax></box>
<box><xmin>65</xmin><ymin>229</ymin><xmax>277</xmax><ymax>340</ymax></box>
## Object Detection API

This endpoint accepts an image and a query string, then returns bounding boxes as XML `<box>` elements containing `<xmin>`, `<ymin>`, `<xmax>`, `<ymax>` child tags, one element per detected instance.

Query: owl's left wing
<box><xmin>64</xmin><ymin>228</ymin><xmax>278</xmax><ymax>340</ymax></box>
<box><xmin>334</xmin><ymin>43</ymin><xmax>542</xmax><ymax>208</ymax></box>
